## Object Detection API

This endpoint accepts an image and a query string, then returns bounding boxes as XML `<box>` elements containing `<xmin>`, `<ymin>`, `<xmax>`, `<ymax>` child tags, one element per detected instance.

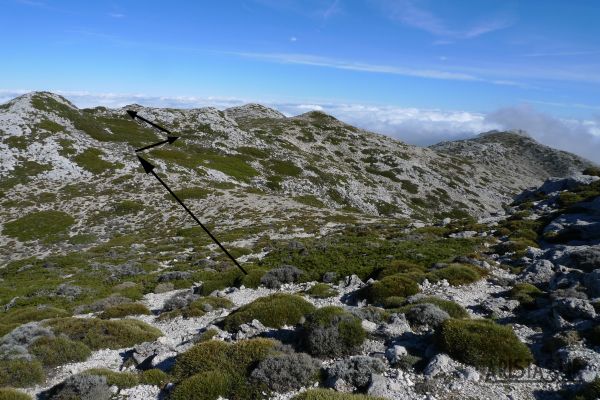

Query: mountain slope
<box><xmin>430</xmin><ymin>129</ymin><xmax>591</xmax><ymax>184</ymax></box>
<box><xmin>0</xmin><ymin>92</ymin><xmax>594</xmax><ymax>264</ymax></box>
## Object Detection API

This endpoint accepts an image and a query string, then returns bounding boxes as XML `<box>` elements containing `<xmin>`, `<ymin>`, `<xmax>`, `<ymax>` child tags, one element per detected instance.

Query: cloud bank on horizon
<box><xmin>2</xmin><ymin>89</ymin><xmax>598</xmax><ymax>164</ymax></box>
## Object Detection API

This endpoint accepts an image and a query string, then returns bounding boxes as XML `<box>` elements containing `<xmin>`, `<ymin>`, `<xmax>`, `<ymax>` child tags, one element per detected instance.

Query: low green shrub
<box><xmin>159</xmin><ymin>297</ymin><xmax>234</xmax><ymax>320</ymax></box>
<box><xmin>172</xmin><ymin>338</ymin><xmax>276</xmax><ymax>399</ymax></box>
<box><xmin>0</xmin><ymin>388</ymin><xmax>32</xmax><ymax>400</ymax></box>
<box><xmin>173</xmin><ymin>338</ymin><xmax>276</xmax><ymax>380</ymax></box>
<box><xmin>0</xmin><ymin>359</ymin><xmax>44</xmax><ymax>388</ymax></box>
<box><xmin>509</xmin><ymin>283</ymin><xmax>544</xmax><ymax>308</ymax></box>
<box><xmin>374</xmin><ymin>260</ymin><xmax>426</xmax><ymax>279</ymax></box>
<box><xmin>305</xmin><ymin>283</ymin><xmax>339</xmax><ymax>298</ymax></box>
<box><xmin>29</xmin><ymin>336</ymin><xmax>91</xmax><ymax>367</ymax></box>
<box><xmin>237</xmin><ymin>267</ymin><xmax>268</xmax><ymax>288</ymax></box>
<box><xmin>437</xmin><ymin>319</ymin><xmax>533</xmax><ymax>368</ymax></box>
<box><xmin>358</xmin><ymin>274</ymin><xmax>420</xmax><ymax>305</ymax></box>
<box><xmin>0</xmin><ymin>306</ymin><xmax>70</xmax><ymax>326</ymax></box>
<box><xmin>427</xmin><ymin>264</ymin><xmax>484</xmax><ymax>286</ymax></box>
<box><xmin>139</xmin><ymin>369</ymin><xmax>169</xmax><ymax>387</ymax></box>
<box><xmin>583</xmin><ymin>167</ymin><xmax>600</xmax><ymax>177</ymax></box>
<box><xmin>74</xmin><ymin>148</ymin><xmax>118</xmax><ymax>174</ymax></box>
<box><xmin>398</xmin><ymin>297</ymin><xmax>469</xmax><ymax>319</ymax></box>
<box><xmin>292</xmin><ymin>389</ymin><xmax>386</xmax><ymax>400</ymax></box>
<box><xmin>99</xmin><ymin>303</ymin><xmax>151</xmax><ymax>319</ymax></box>
<box><xmin>302</xmin><ymin>306</ymin><xmax>366</xmax><ymax>358</ymax></box>
<box><xmin>170</xmin><ymin>371</ymin><xmax>231</xmax><ymax>400</ymax></box>
<box><xmin>495</xmin><ymin>239</ymin><xmax>538</xmax><ymax>256</ymax></box>
<box><xmin>78</xmin><ymin>368</ymin><xmax>169</xmax><ymax>390</ymax></box>
<box><xmin>45</xmin><ymin>317</ymin><xmax>162</xmax><ymax>350</ymax></box>
<box><xmin>222</xmin><ymin>294</ymin><xmax>315</xmax><ymax>331</ymax></box>
<box><xmin>81</xmin><ymin>368</ymin><xmax>139</xmax><ymax>388</ymax></box>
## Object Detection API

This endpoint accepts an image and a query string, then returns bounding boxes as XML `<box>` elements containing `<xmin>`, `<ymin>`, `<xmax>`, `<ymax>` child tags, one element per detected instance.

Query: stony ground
<box><xmin>0</xmin><ymin>92</ymin><xmax>599</xmax><ymax>400</ymax></box>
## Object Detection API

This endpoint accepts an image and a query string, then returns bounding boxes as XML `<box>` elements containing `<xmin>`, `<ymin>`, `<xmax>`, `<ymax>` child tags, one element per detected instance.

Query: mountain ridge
<box><xmin>0</xmin><ymin>91</ymin><xmax>594</xmax><ymax>263</ymax></box>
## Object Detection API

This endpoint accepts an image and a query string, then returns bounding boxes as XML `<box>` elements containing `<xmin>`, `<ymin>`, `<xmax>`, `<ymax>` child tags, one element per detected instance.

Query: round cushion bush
<box><xmin>29</xmin><ymin>336</ymin><xmax>91</xmax><ymax>367</ymax></box>
<box><xmin>222</xmin><ymin>293</ymin><xmax>316</xmax><ymax>331</ymax></box>
<box><xmin>427</xmin><ymin>264</ymin><xmax>483</xmax><ymax>286</ymax></box>
<box><xmin>437</xmin><ymin>318</ymin><xmax>533</xmax><ymax>369</ymax></box>
<box><xmin>292</xmin><ymin>389</ymin><xmax>386</xmax><ymax>400</ymax></box>
<box><xmin>0</xmin><ymin>359</ymin><xmax>44</xmax><ymax>388</ymax></box>
<box><xmin>41</xmin><ymin>374</ymin><xmax>111</xmax><ymax>400</ymax></box>
<box><xmin>170</xmin><ymin>371</ymin><xmax>231</xmax><ymax>400</ymax></box>
<box><xmin>250</xmin><ymin>352</ymin><xmax>320</xmax><ymax>392</ymax></box>
<box><xmin>302</xmin><ymin>306</ymin><xmax>366</xmax><ymax>358</ymax></box>
<box><xmin>359</xmin><ymin>274</ymin><xmax>420</xmax><ymax>305</ymax></box>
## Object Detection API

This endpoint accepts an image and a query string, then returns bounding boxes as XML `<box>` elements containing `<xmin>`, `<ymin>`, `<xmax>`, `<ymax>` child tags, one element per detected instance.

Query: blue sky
<box><xmin>1</xmin><ymin>0</ymin><xmax>599</xmax><ymax>161</ymax></box>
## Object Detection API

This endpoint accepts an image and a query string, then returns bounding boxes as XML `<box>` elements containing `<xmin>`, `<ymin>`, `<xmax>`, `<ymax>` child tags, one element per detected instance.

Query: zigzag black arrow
<box><xmin>127</xmin><ymin>109</ymin><xmax>172</xmax><ymax>134</ymax></box>
<box><xmin>135</xmin><ymin>136</ymin><xmax>179</xmax><ymax>152</ymax></box>
<box><xmin>131</xmin><ymin>113</ymin><xmax>248</xmax><ymax>275</ymax></box>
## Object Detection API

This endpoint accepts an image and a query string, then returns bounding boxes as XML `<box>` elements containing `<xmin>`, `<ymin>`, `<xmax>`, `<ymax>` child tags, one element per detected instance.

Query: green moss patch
<box><xmin>437</xmin><ymin>319</ymin><xmax>533</xmax><ymax>369</ymax></box>
<box><xmin>45</xmin><ymin>317</ymin><xmax>162</xmax><ymax>350</ymax></box>
<box><xmin>222</xmin><ymin>293</ymin><xmax>315</xmax><ymax>331</ymax></box>
<box><xmin>3</xmin><ymin>210</ymin><xmax>74</xmax><ymax>242</ymax></box>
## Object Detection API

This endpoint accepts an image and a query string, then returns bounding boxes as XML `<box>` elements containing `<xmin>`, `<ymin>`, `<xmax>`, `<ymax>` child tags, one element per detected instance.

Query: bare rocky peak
<box><xmin>224</xmin><ymin>103</ymin><xmax>286</xmax><ymax>121</ymax></box>
<box><xmin>430</xmin><ymin>130</ymin><xmax>593</xmax><ymax>179</ymax></box>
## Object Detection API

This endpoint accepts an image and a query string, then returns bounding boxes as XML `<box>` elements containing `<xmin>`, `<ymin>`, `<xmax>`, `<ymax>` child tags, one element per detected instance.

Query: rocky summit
<box><xmin>0</xmin><ymin>91</ymin><xmax>599</xmax><ymax>400</ymax></box>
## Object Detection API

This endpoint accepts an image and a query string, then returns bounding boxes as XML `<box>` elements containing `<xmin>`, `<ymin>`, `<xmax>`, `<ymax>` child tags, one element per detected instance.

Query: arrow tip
<box><xmin>137</xmin><ymin>155</ymin><xmax>155</xmax><ymax>174</ymax></box>
<box><xmin>167</xmin><ymin>136</ymin><xmax>179</xmax><ymax>144</ymax></box>
<box><xmin>126</xmin><ymin>110</ymin><xmax>138</xmax><ymax>119</ymax></box>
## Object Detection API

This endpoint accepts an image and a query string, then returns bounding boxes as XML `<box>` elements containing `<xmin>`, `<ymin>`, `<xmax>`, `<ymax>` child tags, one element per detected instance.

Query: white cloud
<box><xmin>232</xmin><ymin>51</ymin><xmax>482</xmax><ymax>81</ymax></box>
<box><xmin>290</xmin><ymin>36</ymin><xmax>297</xmax><ymax>42</ymax></box>
<box><xmin>378</xmin><ymin>0</ymin><xmax>514</xmax><ymax>39</ymax></box>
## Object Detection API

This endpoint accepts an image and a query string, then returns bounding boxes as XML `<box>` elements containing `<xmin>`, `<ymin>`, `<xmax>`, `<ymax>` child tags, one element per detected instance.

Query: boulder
<box><xmin>583</xmin><ymin>269</ymin><xmax>600</xmax><ymax>297</ymax></box>
<box><xmin>377</xmin><ymin>313</ymin><xmax>412</xmax><ymax>338</ymax></box>
<box><xmin>385</xmin><ymin>345</ymin><xmax>408</xmax><ymax>365</ymax></box>
<box><xmin>553</xmin><ymin>298</ymin><xmax>596</xmax><ymax>320</ymax></box>
<box><xmin>424</xmin><ymin>353</ymin><xmax>454</xmax><ymax>377</ymax></box>
<box><xmin>519</xmin><ymin>259</ymin><xmax>556</xmax><ymax>286</ymax></box>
